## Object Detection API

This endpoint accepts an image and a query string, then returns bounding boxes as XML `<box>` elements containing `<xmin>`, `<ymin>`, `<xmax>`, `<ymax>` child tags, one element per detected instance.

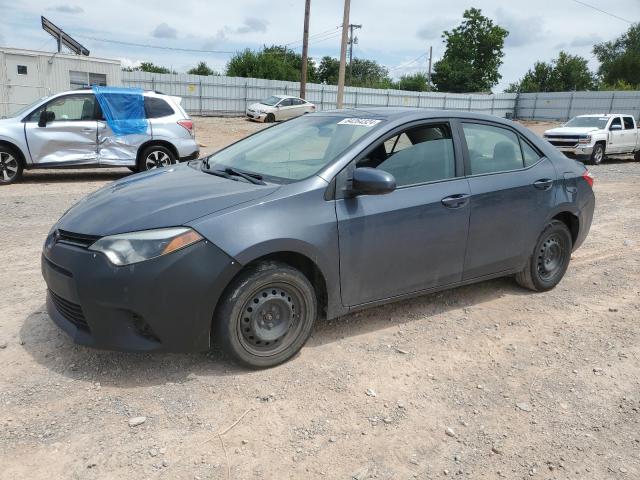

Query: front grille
<box><xmin>546</xmin><ymin>136</ymin><xmax>580</xmax><ymax>148</ymax></box>
<box><xmin>49</xmin><ymin>289</ymin><xmax>90</xmax><ymax>331</ymax></box>
<box><xmin>57</xmin><ymin>229</ymin><xmax>100</xmax><ymax>249</ymax></box>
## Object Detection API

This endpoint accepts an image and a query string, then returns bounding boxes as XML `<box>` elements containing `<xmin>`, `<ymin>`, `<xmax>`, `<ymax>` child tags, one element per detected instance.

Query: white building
<box><xmin>0</xmin><ymin>47</ymin><xmax>122</xmax><ymax>117</ymax></box>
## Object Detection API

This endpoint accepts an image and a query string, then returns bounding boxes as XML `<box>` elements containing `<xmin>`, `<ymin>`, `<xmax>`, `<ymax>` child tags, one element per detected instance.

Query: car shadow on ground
<box><xmin>20</xmin><ymin>277</ymin><xmax>529</xmax><ymax>387</ymax></box>
<box><xmin>20</xmin><ymin>169</ymin><xmax>131</xmax><ymax>183</ymax></box>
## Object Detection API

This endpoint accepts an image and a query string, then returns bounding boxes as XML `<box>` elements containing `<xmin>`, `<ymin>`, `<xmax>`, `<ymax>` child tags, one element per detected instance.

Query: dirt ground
<box><xmin>1</xmin><ymin>117</ymin><xmax>639</xmax><ymax>480</ymax></box>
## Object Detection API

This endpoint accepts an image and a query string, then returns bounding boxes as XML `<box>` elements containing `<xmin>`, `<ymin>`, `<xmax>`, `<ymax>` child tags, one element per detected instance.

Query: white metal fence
<box><xmin>121</xmin><ymin>71</ymin><xmax>517</xmax><ymax>117</ymax></box>
<box><xmin>515</xmin><ymin>91</ymin><xmax>640</xmax><ymax>121</ymax></box>
<box><xmin>120</xmin><ymin>71</ymin><xmax>640</xmax><ymax>122</ymax></box>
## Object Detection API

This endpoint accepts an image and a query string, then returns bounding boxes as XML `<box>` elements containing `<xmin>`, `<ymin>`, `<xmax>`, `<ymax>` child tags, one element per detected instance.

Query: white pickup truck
<box><xmin>543</xmin><ymin>114</ymin><xmax>640</xmax><ymax>165</ymax></box>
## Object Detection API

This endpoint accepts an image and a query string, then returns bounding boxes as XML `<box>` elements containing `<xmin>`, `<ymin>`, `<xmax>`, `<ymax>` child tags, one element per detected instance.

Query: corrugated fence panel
<box><xmin>121</xmin><ymin>71</ymin><xmax>518</xmax><ymax>117</ymax></box>
<box><xmin>516</xmin><ymin>91</ymin><xmax>640</xmax><ymax>121</ymax></box>
<box><xmin>121</xmin><ymin>72</ymin><xmax>640</xmax><ymax>121</ymax></box>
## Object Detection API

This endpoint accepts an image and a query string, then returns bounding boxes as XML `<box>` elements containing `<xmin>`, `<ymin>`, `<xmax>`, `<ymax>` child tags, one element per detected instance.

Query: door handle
<box><xmin>533</xmin><ymin>178</ymin><xmax>553</xmax><ymax>190</ymax></box>
<box><xmin>441</xmin><ymin>194</ymin><xmax>470</xmax><ymax>208</ymax></box>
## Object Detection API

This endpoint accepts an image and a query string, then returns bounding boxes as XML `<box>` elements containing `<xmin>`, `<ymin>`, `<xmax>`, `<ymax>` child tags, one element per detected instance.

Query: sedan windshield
<box><xmin>565</xmin><ymin>117</ymin><xmax>609</xmax><ymax>129</ymax></box>
<box><xmin>260</xmin><ymin>96</ymin><xmax>282</xmax><ymax>106</ymax></box>
<box><xmin>204</xmin><ymin>115</ymin><xmax>382</xmax><ymax>182</ymax></box>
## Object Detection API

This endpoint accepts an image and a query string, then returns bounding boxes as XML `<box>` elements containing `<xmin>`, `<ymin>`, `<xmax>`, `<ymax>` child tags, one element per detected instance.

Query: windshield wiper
<box><xmin>222</xmin><ymin>167</ymin><xmax>266</xmax><ymax>185</ymax></box>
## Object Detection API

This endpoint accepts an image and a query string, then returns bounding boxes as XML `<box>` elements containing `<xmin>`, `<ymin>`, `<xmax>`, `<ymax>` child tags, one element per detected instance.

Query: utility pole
<box><xmin>300</xmin><ymin>0</ymin><xmax>311</xmax><ymax>99</ymax></box>
<box><xmin>336</xmin><ymin>0</ymin><xmax>350</xmax><ymax>109</ymax></box>
<box><xmin>427</xmin><ymin>45</ymin><xmax>433</xmax><ymax>90</ymax></box>
<box><xmin>348</xmin><ymin>23</ymin><xmax>362</xmax><ymax>86</ymax></box>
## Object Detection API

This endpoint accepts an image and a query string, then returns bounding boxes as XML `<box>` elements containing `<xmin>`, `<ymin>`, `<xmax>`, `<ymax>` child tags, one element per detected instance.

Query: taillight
<box><xmin>582</xmin><ymin>170</ymin><xmax>594</xmax><ymax>188</ymax></box>
<box><xmin>177</xmin><ymin>120</ymin><xmax>194</xmax><ymax>136</ymax></box>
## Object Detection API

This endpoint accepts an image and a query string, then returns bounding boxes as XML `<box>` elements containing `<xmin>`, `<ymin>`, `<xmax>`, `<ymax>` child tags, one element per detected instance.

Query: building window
<box><xmin>17</xmin><ymin>65</ymin><xmax>28</xmax><ymax>75</ymax></box>
<box><xmin>69</xmin><ymin>70</ymin><xmax>107</xmax><ymax>89</ymax></box>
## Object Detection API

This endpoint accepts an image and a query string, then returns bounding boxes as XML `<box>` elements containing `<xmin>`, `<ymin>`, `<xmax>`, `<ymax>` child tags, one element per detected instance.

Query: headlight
<box><xmin>578</xmin><ymin>135</ymin><xmax>592</xmax><ymax>144</ymax></box>
<box><xmin>89</xmin><ymin>227</ymin><xmax>203</xmax><ymax>266</ymax></box>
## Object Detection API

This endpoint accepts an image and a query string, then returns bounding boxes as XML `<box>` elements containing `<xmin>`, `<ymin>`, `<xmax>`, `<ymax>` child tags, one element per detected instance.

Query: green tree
<box><xmin>122</xmin><ymin>62</ymin><xmax>175</xmax><ymax>74</ymax></box>
<box><xmin>398</xmin><ymin>72</ymin><xmax>430</xmax><ymax>92</ymax></box>
<box><xmin>432</xmin><ymin>8</ymin><xmax>508</xmax><ymax>93</ymax></box>
<box><xmin>225</xmin><ymin>46</ymin><xmax>317</xmax><ymax>82</ymax></box>
<box><xmin>508</xmin><ymin>51</ymin><xmax>595</xmax><ymax>93</ymax></box>
<box><xmin>317</xmin><ymin>56</ymin><xmax>392</xmax><ymax>88</ymax></box>
<box><xmin>318</xmin><ymin>56</ymin><xmax>340</xmax><ymax>84</ymax></box>
<box><xmin>593</xmin><ymin>24</ymin><xmax>640</xmax><ymax>89</ymax></box>
<box><xmin>187</xmin><ymin>61</ymin><xmax>217</xmax><ymax>76</ymax></box>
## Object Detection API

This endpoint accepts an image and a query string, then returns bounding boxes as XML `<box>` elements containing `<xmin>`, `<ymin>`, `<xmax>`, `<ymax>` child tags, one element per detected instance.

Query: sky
<box><xmin>0</xmin><ymin>0</ymin><xmax>638</xmax><ymax>92</ymax></box>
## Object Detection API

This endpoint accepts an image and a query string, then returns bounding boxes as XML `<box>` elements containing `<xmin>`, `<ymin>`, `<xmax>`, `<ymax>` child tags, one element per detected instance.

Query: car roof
<box><xmin>69</xmin><ymin>88</ymin><xmax>168</xmax><ymax>97</ymax></box>
<box><xmin>315</xmin><ymin>107</ymin><xmax>518</xmax><ymax>125</ymax></box>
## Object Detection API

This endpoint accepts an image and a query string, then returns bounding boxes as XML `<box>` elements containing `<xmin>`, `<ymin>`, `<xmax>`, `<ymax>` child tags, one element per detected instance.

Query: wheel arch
<box><xmin>551</xmin><ymin>211</ymin><xmax>580</xmax><ymax>246</ymax></box>
<box><xmin>223</xmin><ymin>250</ymin><xmax>330</xmax><ymax>321</ymax></box>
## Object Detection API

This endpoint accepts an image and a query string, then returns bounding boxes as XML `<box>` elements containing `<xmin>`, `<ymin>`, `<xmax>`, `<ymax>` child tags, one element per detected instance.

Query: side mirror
<box><xmin>610</xmin><ymin>124</ymin><xmax>622</xmax><ymax>131</ymax></box>
<box><xmin>352</xmin><ymin>167</ymin><xmax>396</xmax><ymax>195</ymax></box>
<box><xmin>38</xmin><ymin>110</ymin><xmax>55</xmax><ymax>127</ymax></box>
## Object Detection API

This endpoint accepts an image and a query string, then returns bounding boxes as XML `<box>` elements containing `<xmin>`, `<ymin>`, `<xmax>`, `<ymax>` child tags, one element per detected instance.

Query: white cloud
<box><xmin>234</xmin><ymin>17</ymin><xmax>269</xmax><ymax>34</ymax></box>
<box><xmin>495</xmin><ymin>8</ymin><xmax>545</xmax><ymax>48</ymax></box>
<box><xmin>416</xmin><ymin>18</ymin><xmax>457</xmax><ymax>41</ymax></box>
<box><xmin>151</xmin><ymin>23</ymin><xmax>177</xmax><ymax>39</ymax></box>
<box><xmin>48</xmin><ymin>4</ymin><xmax>84</xmax><ymax>14</ymax></box>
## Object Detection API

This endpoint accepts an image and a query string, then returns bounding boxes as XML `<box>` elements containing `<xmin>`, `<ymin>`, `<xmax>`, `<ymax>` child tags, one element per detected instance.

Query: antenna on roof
<box><xmin>41</xmin><ymin>16</ymin><xmax>90</xmax><ymax>56</ymax></box>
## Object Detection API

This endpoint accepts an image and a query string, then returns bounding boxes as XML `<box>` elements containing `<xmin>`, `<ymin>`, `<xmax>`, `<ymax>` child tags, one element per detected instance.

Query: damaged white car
<box><xmin>0</xmin><ymin>87</ymin><xmax>199</xmax><ymax>185</ymax></box>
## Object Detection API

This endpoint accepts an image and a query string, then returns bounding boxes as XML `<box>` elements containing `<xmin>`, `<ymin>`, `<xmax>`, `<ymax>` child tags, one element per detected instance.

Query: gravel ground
<box><xmin>1</xmin><ymin>117</ymin><xmax>639</xmax><ymax>480</ymax></box>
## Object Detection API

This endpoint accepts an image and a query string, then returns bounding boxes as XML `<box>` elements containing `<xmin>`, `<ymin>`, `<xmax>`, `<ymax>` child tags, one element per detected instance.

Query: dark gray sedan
<box><xmin>41</xmin><ymin>109</ymin><xmax>595</xmax><ymax>368</ymax></box>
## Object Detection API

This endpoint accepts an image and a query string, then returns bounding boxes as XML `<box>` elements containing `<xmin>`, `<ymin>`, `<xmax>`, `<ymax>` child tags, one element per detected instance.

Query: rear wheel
<box><xmin>587</xmin><ymin>143</ymin><xmax>604</xmax><ymax>165</ymax></box>
<box><xmin>634</xmin><ymin>150</ymin><xmax>640</xmax><ymax>162</ymax></box>
<box><xmin>0</xmin><ymin>146</ymin><xmax>23</xmax><ymax>185</ymax></box>
<box><xmin>138</xmin><ymin>145</ymin><xmax>176</xmax><ymax>171</ymax></box>
<box><xmin>516</xmin><ymin>220</ymin><xmax>572</xmax><ymax>292</ymax></box>
<box><xmin>213</xmin><ymin>262</ymin><xmax>317</xmax><ymax>368</ymax></box>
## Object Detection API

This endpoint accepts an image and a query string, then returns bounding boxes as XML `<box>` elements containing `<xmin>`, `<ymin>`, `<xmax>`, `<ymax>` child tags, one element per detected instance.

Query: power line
<box><xmin>74</xmin><ymin>35</ymin><xmax>236</xmax><ymax>54</ymax></box>
<box><xmin>388</xmin><ymin>52</ymin><xmax>428</xmax><ymax>71</ymax></box>
<box><xmin>569</xmin><ymin>0</ymin><xmax>633</xmax><ymax>24</ymax></box>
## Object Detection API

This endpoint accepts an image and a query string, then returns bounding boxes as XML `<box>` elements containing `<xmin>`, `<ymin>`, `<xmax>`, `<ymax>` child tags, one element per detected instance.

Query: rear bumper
<box><xmin>41</xmin><ymin>238</ymin><xmax>241</xmax><ymax>352</ymax></box>
<box><xmin>574</xmin><ymin>193</ymin><xmax>595</xmax><ymax>251</ymax></box>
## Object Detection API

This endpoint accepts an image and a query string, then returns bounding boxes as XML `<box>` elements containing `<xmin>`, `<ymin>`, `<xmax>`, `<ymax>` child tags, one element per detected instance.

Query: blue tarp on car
<box><xmin>92</xmin><ymin>86</ymin><xmax>148</xmax><ymax>136</ymax></box>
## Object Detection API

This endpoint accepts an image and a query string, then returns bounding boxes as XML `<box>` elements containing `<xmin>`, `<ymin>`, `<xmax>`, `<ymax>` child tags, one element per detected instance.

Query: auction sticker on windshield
<box><xmin>337</xmin><ymin>118</ymin><xmax>382</xmax><ymax>127</ymax></box>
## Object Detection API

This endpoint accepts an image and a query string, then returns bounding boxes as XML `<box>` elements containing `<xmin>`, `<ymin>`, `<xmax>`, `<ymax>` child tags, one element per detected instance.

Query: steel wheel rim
<box><xmin>536</xmin><ymin>234</ymin><xmax>566</xmax><ymax>281</ymax></box>
<box><xmin>0</xmin><ymin>152</ymin><xmax>18</xmax><ymax>182</ymax></box>
<box><xmin>145</xmin><ymin>151</ymin><xmax>171</xmax><ymax>170</ymax></box>
<box><xmin>237</xmin><ymin>282</ymin><xmax>306</xmax><ymax>357</ymax></box>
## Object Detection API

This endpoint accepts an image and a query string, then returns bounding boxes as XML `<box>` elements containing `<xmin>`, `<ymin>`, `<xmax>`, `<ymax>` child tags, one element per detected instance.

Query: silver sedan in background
<box><xmin>246</xmin><ymin>95</ymin><xmax>316</xmax><ymax>123</ymax></box>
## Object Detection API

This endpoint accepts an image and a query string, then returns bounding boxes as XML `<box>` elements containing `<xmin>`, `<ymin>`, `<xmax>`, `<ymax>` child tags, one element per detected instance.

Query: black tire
<box><xmin>138</xmin><ymin>145</ymin><xmax>176</xmax><ymax>171</ymax></box>
<box><xmin>265</xmin><ymin>113</ymin><xmax>275</xmax><ymax>123</ymax></box>
<box><xmin>0</xmin><ymin>146</ymin><xmax>23</xmax><ymax>185</ymax></box>
<box><xmin>587</xmin><ymin>143</ymin><xmax>605</xmax><ymax>165</ymax></box>
<box><xmin>634</xmin><ymin>150</ymin><xmax>640</xmax><ymax>162</ymax></box>
<box><xmin>213</xmin><ymin>261</ymin><xmax>317</xmax><ymax>368</ymax></box>
<box><xmin>515</xmin><ymin>220</ymin><xmax>573</xmax><ymax>292</ymax></box>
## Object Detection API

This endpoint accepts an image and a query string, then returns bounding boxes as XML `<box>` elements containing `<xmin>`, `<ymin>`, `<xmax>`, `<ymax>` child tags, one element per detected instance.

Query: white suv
<box><xmin>0</xmin><ymin>89</ymin><xmax>199</xmax><ymax>184</ymax></box>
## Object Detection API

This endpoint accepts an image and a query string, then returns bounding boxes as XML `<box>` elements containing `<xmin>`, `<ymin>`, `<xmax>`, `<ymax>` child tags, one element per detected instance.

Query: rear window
<box><xmin>144</xmin><ymin>97</ymin><xmax>175</xmax><ymax>118</ymax></box>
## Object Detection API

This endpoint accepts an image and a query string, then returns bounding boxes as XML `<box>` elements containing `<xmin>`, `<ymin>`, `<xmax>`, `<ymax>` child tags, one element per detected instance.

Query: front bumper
<box><xmin>245</xmin><ymin>110</ymin><xmax>267</xmax><ymax>122</ymax></box>
<box><xmin>41</xmin><ymin>237</ymin><xmax>241</xmax><ymax>352</ymax></box>
<box><xmin>555</xmin><ymin>145</ymin><xmax>594</xmax><ymax>158</ymax></box>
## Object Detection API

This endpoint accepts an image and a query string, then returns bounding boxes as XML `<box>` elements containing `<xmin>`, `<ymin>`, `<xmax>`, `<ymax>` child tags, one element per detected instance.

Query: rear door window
<box><xmin>462</xmin><ymin>123</ymin><xmax>525</xmax><ymax>175</ymax></box>
<box><xmin>623</xmin><ymin>116</ymin><xmax>635</xmax><ymax>130</ymax></box>
<box><xmin>144</xmin><ymin>97</ymin><xmax>175</xmax><ymax>118</ymax></box>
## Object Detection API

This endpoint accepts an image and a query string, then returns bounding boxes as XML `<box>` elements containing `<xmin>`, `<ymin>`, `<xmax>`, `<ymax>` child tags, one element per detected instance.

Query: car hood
<box><xmin>545</xmin><ymin>127</ymin><xmax>600</xmax><ymax>135</ymax></box>
<box><xmin>57</xmin><ymin>163</ymin><xmax>279</xmax><ymax>237</ymax></box>
<box><xmin>248</xmin><ymin>103</ymin><xmax>274</xmax><ymax>112</ymax></box>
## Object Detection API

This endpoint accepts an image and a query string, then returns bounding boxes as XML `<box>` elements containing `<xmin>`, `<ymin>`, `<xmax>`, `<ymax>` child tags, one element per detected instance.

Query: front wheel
<box><xmin>0</xmin><ymin>147</ymin><xmax>23</xmax><ymax>185</ymax></box>
<box><xmin>587</xmin><ymin>143</ymin><xmax>604</xmax><ymax>165</ymax></box>
<box><xmin>265</xmin><ymin>113</ymin><xmax>275</xmax><ymax>123</ymax></box>
<box><xmin>515</xmin><ymin>220</ymin><xmax>573</xmax><ymax>292</ymax></box>
<box><xmin>213</xmin><ymin>262</ymin><xmax>317</xmax><ymax>368</ymax></box>
<box><xmin>634</xmin><ymin>150</ymin><xmax>640</xmax><ymax>162</ymax></box>
<box><xmin>138</xmin><ymin>145</ymin><xmax>176</xmax><ymax>171</ymax></box>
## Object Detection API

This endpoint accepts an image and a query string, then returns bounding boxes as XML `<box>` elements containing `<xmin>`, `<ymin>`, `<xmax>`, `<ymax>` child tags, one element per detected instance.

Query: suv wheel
<box><xmin>139</xmin><ymin>145</ymin><xmax>176</xmax><ymax>171</ymax></box>
<box><xmin>515</xmin><ymin>220</ymin><xmax>572</xmax><ymax>292</ymax></box>
<box><xmin>213</xmin><ymin>262</ymin><xmax>317</xmax><ymax>368</ymax></box>
<box><xmin>0</xmin><ymin>147</ymin><xmax>23</xmax><ymax>185</ymax></box>
<box><xmin>588</xmin><ymin>143</ymin><xmax>604</xmax><ymax>165</ymax></box>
